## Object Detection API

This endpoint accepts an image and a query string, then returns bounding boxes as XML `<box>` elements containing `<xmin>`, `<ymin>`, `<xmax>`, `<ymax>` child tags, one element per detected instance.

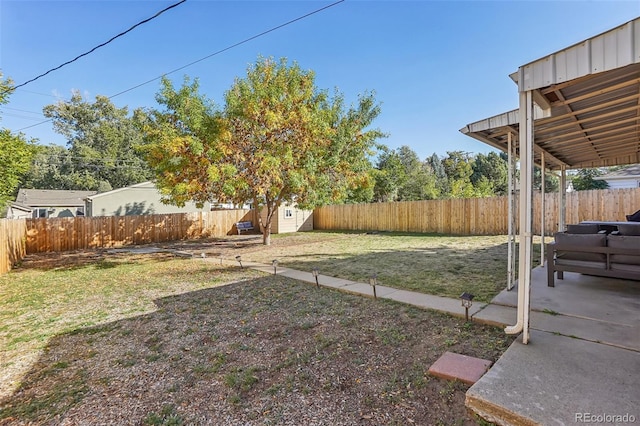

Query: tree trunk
<box><xmin>261</xmin><ymin>201</ymin><xmax>276</xmax><ymax>246</ymax></box>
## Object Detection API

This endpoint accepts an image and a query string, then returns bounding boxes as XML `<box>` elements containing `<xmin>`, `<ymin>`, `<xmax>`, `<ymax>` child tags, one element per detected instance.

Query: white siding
<box><xmin>606</xmin><ymin>179</ymin><xmax>640</xmax><ymax>189</ymax></box>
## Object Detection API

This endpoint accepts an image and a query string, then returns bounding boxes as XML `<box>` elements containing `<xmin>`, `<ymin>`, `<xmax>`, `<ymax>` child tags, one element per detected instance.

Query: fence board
<box><xmin>23</xmin><ymin>210</ymin><xmax>253</xmax><ymax>254</ymax></box>
<box><xmin>314</xmin><ymin>188</ymin><xmax>640</xmax><ymax>236</ymax></box>
<box><xmin>0</xmin><ymin>219</ymin><xmax>27</xmax><ymax>274</ymax></box>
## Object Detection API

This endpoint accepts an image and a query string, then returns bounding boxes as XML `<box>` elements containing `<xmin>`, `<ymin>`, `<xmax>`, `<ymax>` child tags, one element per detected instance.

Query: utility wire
<box><xmin>109</xmin><ymin>0</ymin><xmax>345</xmax><ymax>99</ymax></box>
<box><xmin>3</xmin><ymin>0</ymin><xmax>186</xmax><ymax>95</ymax></box>
<box><xmin>15</xmin><ymin>0</ymin><xmax>344</xmax><ymax>132</ymax></box>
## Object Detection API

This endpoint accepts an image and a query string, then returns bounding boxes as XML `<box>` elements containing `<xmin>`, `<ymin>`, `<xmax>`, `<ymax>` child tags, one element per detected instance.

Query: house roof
<box><xmin>85</xmin><ymin>181</ymin><xmax>154</xmax><ymax>200</ymax></box>
<box><xmin>15</xmin><ymin>189</ymin><xmax>97</xmax><ymax>207</ymax></box>
<box><xmin>460</xmin><ymin>17</ymin><xmax>640</xmax><ymax>171</ymax></box>
<box><xmin>594</xmin><ymin>163</ymin><xmax>640</xmax><ymax>180</ymax></box>
<box><xmin>8</xmin><ymin>202</ymin><xmax>32</xmax><ymax>212</ymax></box>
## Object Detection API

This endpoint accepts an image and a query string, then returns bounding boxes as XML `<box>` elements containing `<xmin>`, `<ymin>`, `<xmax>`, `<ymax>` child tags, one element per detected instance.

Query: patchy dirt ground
<box><xmin>2</xmin><ymin>237</ymin><xmax>513</xmax><ymax>425</ymax></box>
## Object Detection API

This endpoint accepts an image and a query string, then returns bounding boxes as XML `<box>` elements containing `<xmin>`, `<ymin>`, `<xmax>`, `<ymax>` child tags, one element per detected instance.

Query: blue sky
<box><xmin>1</xmin><ymin>0</ymin><xmax>638</xmax><ymax>161</ymax></box>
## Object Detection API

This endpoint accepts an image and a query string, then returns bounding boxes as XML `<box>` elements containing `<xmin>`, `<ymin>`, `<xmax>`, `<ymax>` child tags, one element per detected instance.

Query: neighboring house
<box><xmin>5</xmin><ymin>202</ymin><xmax>32</xmax><ymax>219</ymax></box>
<box><xmin>15</xmin><ymin>189</ymin><xmax>97</xmax><ymax>218</ymax></box>
<box><xmin>259</xmin><ymin>203</ymin><xmax>313</xmax><ymax>234</ymax></box>
<box><xmin>594</xmin><ymin>164</ymin><xmax>640</xmax><ymax>189</ymax></box>
<box><xmin>85</xmin><ymin>181</ymin><xmax>215</xmax><ymax>217</ymax></box>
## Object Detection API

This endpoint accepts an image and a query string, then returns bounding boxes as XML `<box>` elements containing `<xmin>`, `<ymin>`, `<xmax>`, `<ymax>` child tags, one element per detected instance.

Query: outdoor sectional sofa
<box><xmin>546</xmin><ymin>225</ymin><xmax>640</xmax><ymax>287</ymax></box>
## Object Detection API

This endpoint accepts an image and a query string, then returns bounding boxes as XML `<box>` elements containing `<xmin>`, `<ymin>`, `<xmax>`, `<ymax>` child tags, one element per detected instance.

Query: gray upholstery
<box><xmin>554</xmin><ymin>232</ymin><xmax>607</xmax><ymax>262</ymax></box>
<box><xmin>616</xmin><ymin>223</ymin><xmax>640</xmax><ymax>236</ymax></box>
<box><xmin>607</xmin><ymin>235</ymin><xmax>640</xmax><ymax>265</ymax></box>
<box><xmin>610</xmin><ymin>263</ymin><xmax>640</xmax><ymax>273</ymax></box>
<box><xmin>566</xmin><ymin>223</ymin><xmax>600</xmax><ymax>234</ymax></box>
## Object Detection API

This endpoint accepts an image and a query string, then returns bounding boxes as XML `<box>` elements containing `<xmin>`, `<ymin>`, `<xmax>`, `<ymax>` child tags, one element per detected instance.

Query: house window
<box><xmin>32</xmin><ymin>208</ymin><xmax>48</xmax><ymax>218</ymax></box>
<box><xmin>76</xmin><ymin>207</ymin><xmax>85</xmax><ymax>216</ymax></box>
<box><xmin>284</xmin><ymin>209</ymin><xmax>293</xmax><ymax>219</ymax></box>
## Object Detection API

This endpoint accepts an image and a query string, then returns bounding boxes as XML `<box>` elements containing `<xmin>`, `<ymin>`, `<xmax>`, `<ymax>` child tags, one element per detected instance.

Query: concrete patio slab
<box><xmin>472</xmin><ymin>304</ymin><xmax>515</xmax><ymax>327</ymax></box>
<box><xmin>531</xmin><ymin>310</ymin><xmax>640</xmax><ymax>352</ymax></box>
<box><xmin>492</xmin><ymin>266</ymin><xmax>640</xmax><ymax>327</ymax></box>
<box><xmin>428</xmin><ymin>352</ymin><xmax>493</xmax><ymax>385</ymax></box>
<box><xmin>467</xmin><ymin>330</ymin><xmax>640</xmax><ymax>426</ymax></box>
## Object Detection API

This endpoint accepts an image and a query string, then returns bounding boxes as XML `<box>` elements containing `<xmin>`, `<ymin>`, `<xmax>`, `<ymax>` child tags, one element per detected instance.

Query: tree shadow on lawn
<box><xmin>0</xmin><ymin>276</ymin><xmax>513</xmax><ymax>426</ymax></box>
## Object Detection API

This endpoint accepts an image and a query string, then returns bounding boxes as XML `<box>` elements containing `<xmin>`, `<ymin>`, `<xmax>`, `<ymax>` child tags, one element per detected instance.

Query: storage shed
<box><xmin>259</xmin><ymin>204</ymin><xmax>313</xmax><ymax>234</ymax></box>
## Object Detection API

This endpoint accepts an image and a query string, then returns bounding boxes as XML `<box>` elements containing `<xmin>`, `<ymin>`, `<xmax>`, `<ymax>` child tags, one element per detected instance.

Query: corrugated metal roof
<box><xmin>461</xmin><ymin>17</ymin><xmax>640</xmax><ymax>171</ymax></box>
<box><xmin>518</xmin><ymin>18</ymin><xmax>640</xmax><ymax>92</ymax></box>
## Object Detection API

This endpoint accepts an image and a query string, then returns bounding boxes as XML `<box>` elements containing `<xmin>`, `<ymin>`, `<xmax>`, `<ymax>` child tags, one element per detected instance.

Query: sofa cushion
<box><xmin>607</xmin><ymin>235</ymin><xmax>640</xmax><ymax>265</ymax></box>
<box><xmin>554</xmin><ymin>232</ymin><xmax>607</xmax><ymax>262</ymax></box>
<box><xmin>616</xmin><ymin>223</ymin><xmax>640</xmax><ymax>236</ymax></box>
<box><xmin>566</xmin><ymin>224</ymin><xmax>600</xmax><ymax>234</ymax></box>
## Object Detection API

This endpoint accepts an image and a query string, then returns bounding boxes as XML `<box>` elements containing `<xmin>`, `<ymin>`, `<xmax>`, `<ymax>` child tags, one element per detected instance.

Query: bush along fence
<box><xmin>313</xmin><ymin>188</ymin><xmax>640</xmax><ymax>236</ymax></box>
<box><xmin>0</xmin><ymin>210</ymin><xmax>254</xmax><ymax>274</ymax></box>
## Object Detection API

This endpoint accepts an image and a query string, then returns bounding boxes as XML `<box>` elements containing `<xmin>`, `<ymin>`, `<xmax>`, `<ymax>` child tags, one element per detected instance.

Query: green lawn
<box><xmin>235</xmin><ymin>231</ymin><xmax>542</xmax><ymax>303</ymax></box>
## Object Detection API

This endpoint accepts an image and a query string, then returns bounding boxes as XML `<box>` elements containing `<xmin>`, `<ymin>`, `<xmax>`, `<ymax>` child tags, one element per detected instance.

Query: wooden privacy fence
<box><xmin>314</xmin><ymin>188</ymin><xmax>640</xmax><ymax>236</ymax></box>
<box><xmin>23</xmin><ymin>210</ymin><xmax>254</xmax><ymax>254</ymax></box>
<box><xmin>0</xmin><ymin>219</ymin><xmax>27</xmax><ymax>275</ymax></box>
<box><xmin>314</xmin><ymin>197</ymin><xmax>509</xmax><ymax>235</ymax></box>
<box><xmin>0</xmin><ymin>210</ymin><xmax>253</xmax><ymax>273</ymax></box>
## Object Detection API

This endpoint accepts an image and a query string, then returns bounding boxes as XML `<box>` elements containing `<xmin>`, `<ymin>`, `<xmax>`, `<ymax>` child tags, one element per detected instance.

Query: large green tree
<box><xmin>442</xmin><ymin>151</ymin><xmax>475</xmax><ymax>198</ymax></box>
<box><xmin>42</xmin><ymin>92</ymin><xmax>152</xmax><ymax>190</ymax></box>
<box><xmin>471</xmin><ymin>152</ymin><xmax>508</xmax><ymax>196</ymax></box>
<box><xmin>0</xmin><ymin>74</ymin><xmax>37</xmax><ymax>215</ymax></box>
<box><xmin>571</xmin><ymin>168</ymin><xmax>609</xmax><ymax>191</ymax></box>
<box><xmin>373</xmin><ymin>146</ymin><xmax>439</xmax><ymax>202</ymax></box>
<box><xmin>139</xmin><ymin>58</ymin><xmax>384</xmax><ymax>245</ymax></box>
<box><xmin>373</xmin><ymin>147</ymin><xmax>406</xmax><ymax>202</ymax></box>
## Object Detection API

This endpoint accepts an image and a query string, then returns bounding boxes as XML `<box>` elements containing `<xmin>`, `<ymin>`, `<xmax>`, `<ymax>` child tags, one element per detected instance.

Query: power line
<box><xmin>109</xmin><ymin>0</ymin><xmax>345</xmax><ymax>99</ymax></box>
<box><xmin>3</xmin><ymin>0</ymin><xmax>186</xmax><ymax>95</ymax></box>
<box><xmin>1</xmin><ymin>106</ymin><xmax>45</xmax><ymax>116</ymax></box>
<box><xmin>14</xmin><ymin>0</ymin><xmax>344</xmax><ymax>133</ymax></box>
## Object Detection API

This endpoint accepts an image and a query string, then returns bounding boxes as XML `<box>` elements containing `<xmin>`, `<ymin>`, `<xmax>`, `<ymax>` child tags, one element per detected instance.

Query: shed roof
<box><xmin>461</xmin><ymin>17</ymin><xmax>640</xmax><ymax>171</ymax></box>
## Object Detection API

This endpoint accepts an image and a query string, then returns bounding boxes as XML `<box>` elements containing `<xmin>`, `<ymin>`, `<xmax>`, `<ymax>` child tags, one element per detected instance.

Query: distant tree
<box><xmin>372</xmin><ymin>146</ymin><xmax>439</xmax><ymax>202</ymax></box>
<box><xmin>0</xmin><ymin>74</ymin><xmax>37</xmax><ymax>215</ymax></box>
<box><xmin>43</xmin><ymin>92</ymin><xmax>153</xmax><ymax>190</ymax></box>
<box><xmin>426</xmin><ymin>152</ymin><xmax>448</xmax><ymax>196</ymax></box>
<box><xmin>471</xmin><ymin>152</ymin><xmax>508</xmax><ymax>195</ymax></box>
<box><xmin>0</xmin><ymin>130</ymin><xmax>37</xmax><ymax>213</ymax></box>
<box><xmin>533</xmin><ymin>166</ymin><xmax>560</xmax><ymax>192</ymax></box>
<box><xmin>138</xmin><ymin>58</ymin><xmax>384</xmax><ymax>245</ymax></box>
<box><xmin>373</xmin><ymin>147</ymin><xmax>405</xmax><ymax>202</ymax></box>
<box><xmin>442</xmin><ymin>151</ymin><xmax>475</xmax><ymax>198</ymax></box>
<box><xmin>406</xmin><ymin>162</ymin><xmax>439</xmax><ymax>200</ymax></box>
<box><xmin>572</xmin><ymin>168</ymin><xmax>609</xmax><ymax>191</ymax></box>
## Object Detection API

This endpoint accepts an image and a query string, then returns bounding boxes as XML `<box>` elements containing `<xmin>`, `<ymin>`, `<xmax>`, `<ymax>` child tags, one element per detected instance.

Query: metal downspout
<box><xmin>540</xmin><ymin>153</ymin><xmax>545</xmax><ymax>266</ymax></box>
<box><xmin>506</xmin><ymin>90</ymin><xmax>534</xmax><ymax>344</ymax></box>
<box><xmin>507</xmin><ymin>132</ymin><xmax>516</xmax><ymax>290</ymax></box>
<box><xmin>559</xmin><ymin>167</ymin><xmax>567</xmax><ymax>232</ymax></box>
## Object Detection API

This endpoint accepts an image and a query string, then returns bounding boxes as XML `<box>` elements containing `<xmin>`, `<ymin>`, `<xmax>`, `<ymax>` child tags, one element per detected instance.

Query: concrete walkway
<box><xmin>220</xmin><ymin>258</ymin><xmax>640</xmax><ymax>426</ymax></box>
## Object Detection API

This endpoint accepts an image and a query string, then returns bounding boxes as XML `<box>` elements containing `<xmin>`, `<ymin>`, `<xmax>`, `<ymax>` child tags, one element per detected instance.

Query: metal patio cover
<box><xmin>461</xmin><ymin>18</ymin><xmax>640</xmax><ymax>171</ymax></box>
